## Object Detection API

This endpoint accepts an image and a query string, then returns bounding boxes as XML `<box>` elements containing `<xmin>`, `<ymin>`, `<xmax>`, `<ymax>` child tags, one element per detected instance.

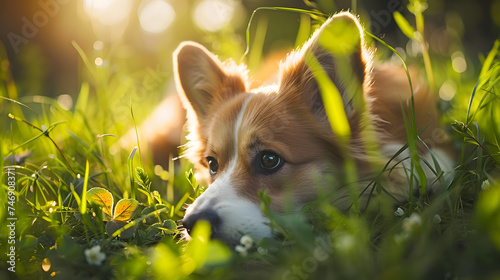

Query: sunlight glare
<box><xmin>84</xmin><ymin>0</ymin><xmax>132</xmax><ymax>26</ymax></box>
<box><xmin>42</xmin><ymin>258</ymin><xmax>51</xmax><ymax>272</ymax></box>
<box><xmin>452</xmin><ymin>51</ymin><xmax>467</xmax><ymax>73</ymax></box>
<box><xmin>93</xmin><ymin>40</ymin><xmax>104</xmax><ymax>50</ymax></box>
<box><xmin>193</xmin><ymin>0</ymin><xmax>235</xmax><ymax>32</ymax></box>
<box><xmin>95</xmin><ymin>57</ymin><xmax>103</xmax><ymax>66</ymax></box>
<box><xmin>138</xmin><ymin>0</ymin><xmax>176</xmax><ymax>34</ymax></box>
<box><xmin>439</xmin><ymin>80</ymin><xmax>457</xmax><ymax>101</ymax></box>
<box><xmin>57</xmin><ymin>94</ymin><xmax>73</xmax><ymax>110</ymax></box>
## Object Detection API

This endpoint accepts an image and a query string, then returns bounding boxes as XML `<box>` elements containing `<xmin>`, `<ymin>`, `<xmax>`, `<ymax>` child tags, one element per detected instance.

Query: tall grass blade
<box><xmin>304</xmin><ymin>51</ymin><xmax>351</xmax><ymax>141</ymax></box>
<box><xmin>393</xmin><ymin>12</ymin><xmax>415</xmax><ymax>39</ymax></box>
<box><xmin>0</xmin><ymin>96</ymin><xmax>38</xmax><ymax>115</ymax></box>
<box><xmin>367</xmin><ymin>31</ymin><xmax>427</xmax><ymax>199</ymax></box>
<box><xmin>130</xmin><ymin>99</ymin><xmax>143</xmax><ymax>168</ymax></box>
<box><xmin>80</xmin><ymin>160</ymin><xmax>90</xmax><ymax>215</ymax></box>
<box><xmin>72</xmin><ymin>41</ymin><xmax>97</xmax><ymax>78</ymax></box>
<box><xmin>128</xmin><ymin>146</ymin><xmax>138</xmax><ymax>199</ymax></box>
<box><xmin>243</xmin><ymin>7</ymin><xmax>325</xmax><ymax>60</ymax></box>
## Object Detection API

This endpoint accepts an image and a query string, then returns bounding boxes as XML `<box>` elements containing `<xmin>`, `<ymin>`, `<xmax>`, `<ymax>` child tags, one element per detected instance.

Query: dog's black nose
<box><xmin>182</xmin><ymin>210</ymin><xmax>222</xmax><ymax>236</ymax></box>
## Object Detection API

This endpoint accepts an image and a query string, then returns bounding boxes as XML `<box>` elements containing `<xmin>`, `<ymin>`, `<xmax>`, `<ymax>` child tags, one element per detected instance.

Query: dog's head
<box><xmin>175</xmin><ymin>12</ymin><xmax>371</xmax><ymax>244</ymax></box>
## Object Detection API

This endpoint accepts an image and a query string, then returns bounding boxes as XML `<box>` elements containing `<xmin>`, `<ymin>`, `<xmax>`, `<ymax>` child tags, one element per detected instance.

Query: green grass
<box><xmin>1</xmin><ymin>2</ymin><xmax>500</xmax><ymax>280</ymax></box>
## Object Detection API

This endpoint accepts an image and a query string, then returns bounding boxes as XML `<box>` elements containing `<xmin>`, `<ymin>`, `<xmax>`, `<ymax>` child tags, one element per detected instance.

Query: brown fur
<box><xmin>368</xmin><ymin>64</ymin><xmax>453</xmax><ymax>156</ymax></box>
<box><xmin>155</xmin><ymin>12</ymin><xmax>452</xmax><ymax>217</ymax></box>
<box><xmin>172</xmin><ymin>12</ymin><xmax>456</xmax><ymax>243</ymax></box>
<box><xmin>175</xmin><ymin>13</ymin><xmax>393</xmax><ymax>212</ymax></box>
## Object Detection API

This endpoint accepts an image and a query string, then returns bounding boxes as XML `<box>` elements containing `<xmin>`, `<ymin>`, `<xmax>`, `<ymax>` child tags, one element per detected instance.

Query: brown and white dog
<box><xmin>174</xmin><ymin>12</ymin><xmax>454</xmax><ymax>244</ymax></box>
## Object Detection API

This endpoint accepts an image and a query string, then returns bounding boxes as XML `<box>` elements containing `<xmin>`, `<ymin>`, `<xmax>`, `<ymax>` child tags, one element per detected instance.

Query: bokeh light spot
<box><xmin>451</xmin><ymin>51</ymin><xmax>467</xmax><ymax>73</ymax></box>
<box><xmin>84</xmin><ymin>0</ymin><xmax>132</xmax><ymax>26</ymax></box>
<box><xmin>193</xmin><ymin>0</ymin><xmax>235</xmax><ymax>32</ymax></box>
<box><xmin>42</xmin><ymin>258</ymin><xmax>51</xmax><ymax>272</ymax></box>
<box><xmin>138</xmin><ymin>0</ymin><xmax>176</xmax><ymax>34</ymax></box>
<box><xmin>95</xmin><ymin>57</ymin><xmax>103</xmax><ymax>66</ymax></box>
<box><xmin>439</xmin><ymin>80</ymin><xmax>457</xmax><ymax>101</ymax></box>
<box><xmin>93</xmin><ymin>40</ymin><xmax>104</xmax><ymax>50</ymax></box>
<box><xmin>57</xmin><ymin>94</ymin><xmax>73</xmax><ymax>110</ymax></box>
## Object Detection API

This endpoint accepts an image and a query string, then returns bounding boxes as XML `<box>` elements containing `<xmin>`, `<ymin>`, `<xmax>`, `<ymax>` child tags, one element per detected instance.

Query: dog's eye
<box><xmin>206</xmin><ymin>156</ymin><xmax>219</xmax><ymax>176</ymax></box>
<box><xmin>259</xmin><ymin>151</ymin><xmax>284</xmax><ymax>173</ymax></box>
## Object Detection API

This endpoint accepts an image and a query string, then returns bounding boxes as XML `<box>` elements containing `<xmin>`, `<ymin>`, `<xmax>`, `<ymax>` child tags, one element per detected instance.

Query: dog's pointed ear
<box><xmin>174</xmin><ymin>42</ymin><xmax>247</xmax><ymax>122</ymax></box>
<box><xmin>280</xmin><ymin>12</ymin><xmax>370</xmax><ymax>122</ymax></box>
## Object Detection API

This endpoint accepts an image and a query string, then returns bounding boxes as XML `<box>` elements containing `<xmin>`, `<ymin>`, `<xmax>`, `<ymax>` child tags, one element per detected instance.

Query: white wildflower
<box><xmin>240</xmin><ymin>235</ymin><xmax>254</xmax><ymax>249</ymax></box>
<box><xmin>432</xmin><ymin>214</ymin><xmax>442</xmax><ymax>224</ymax></box>
<box><xmin>84</xmin><ymin>245</ymin><xmax>106</xmax><ymax>266</ymax></box>
<box><xmin>482</xmin><ymin>180</ymin><xmax>491</xmax><ymax>190</ymax></box>
<box><xmin>235</xmin><ymin>245</ymin><xmax>248</xmax><ymax>256</ymax></box>
<box><xmin>402</xmin><ymin>213</ymin><xmax>422</xmax><ymax>233</ymax></box>
<box><xmin>394</xmin><ymin>207</ymin><xmax>405</xmax><ymax>217</ymax></box>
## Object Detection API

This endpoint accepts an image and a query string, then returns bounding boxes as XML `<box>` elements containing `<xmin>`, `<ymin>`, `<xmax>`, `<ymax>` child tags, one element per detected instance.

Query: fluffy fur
<box><xmin>175</xmin><ymin>12</ymin><xmax>454</xmax><ymax>244</ymax></box>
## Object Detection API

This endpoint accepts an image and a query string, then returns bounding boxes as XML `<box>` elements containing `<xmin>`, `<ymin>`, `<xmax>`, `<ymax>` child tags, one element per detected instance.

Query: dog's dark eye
<box><xmin>259</xmin><ymin>151</ymin><xmax>284</xmax><ymax>174</ymax></box>
<box><xmin>206</xmin><ymin>156</ymin><xmax>219</xmax><ymax>176</ymax></box>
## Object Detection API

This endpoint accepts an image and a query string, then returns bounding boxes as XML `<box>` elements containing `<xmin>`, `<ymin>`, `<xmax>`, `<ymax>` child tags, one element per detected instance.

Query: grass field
<box><xmin>1</xmin><ymin>1</ymin><xmax>500</xmax><ymax>279</ymax></box>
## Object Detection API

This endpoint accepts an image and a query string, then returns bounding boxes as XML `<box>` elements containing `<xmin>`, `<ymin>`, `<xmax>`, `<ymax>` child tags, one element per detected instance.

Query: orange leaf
<box><xmin>86</xmin><ymin>187</ymin><xmax>113</xmax><ymax>218</ymax></box>
<box><xmin>113</xmin><ymin>198</ymin><xmax>139</xmax><ymax>222</ymax></box>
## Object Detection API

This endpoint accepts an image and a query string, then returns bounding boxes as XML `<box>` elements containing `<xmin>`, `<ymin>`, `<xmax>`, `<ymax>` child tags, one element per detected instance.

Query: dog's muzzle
<box><xmin>182</xmin><ymin>209</ymin><xmax>223</xmax><ymax>239</ymax></box>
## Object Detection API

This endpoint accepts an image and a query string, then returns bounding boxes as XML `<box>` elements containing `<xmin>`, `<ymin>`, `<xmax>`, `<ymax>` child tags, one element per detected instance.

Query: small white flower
<box><xmin>235</xmin><ymin>245</ymin><xmax>248</xmax><ymax>257</ymax></box>
<box><xmin>240</xmin><ymin>235</ymin><xmax>253</xmax><ymax>249</ymax></box>
<box><xmin>402</xmin><ymin>213</ymin><xmax>422</xmax><ymax>233</ymax></box>
<box><xmin>85</xmin><ymin>245</ymin><xmax>106</xmax><ymax>266</ymax></box>
<box><xmin>432</xmin><ymin>214</ymin><xmax>442</xmax><ymax>224</ymax></box>
<box><xmin>482</xmin><ymin>180</ymin><xmax>491</xmax><ymax>190</ymax></box>
<box><xmin>394</xmin><ymin>207</ymin><xmax>405</xmax><ymax>217</ymax></box>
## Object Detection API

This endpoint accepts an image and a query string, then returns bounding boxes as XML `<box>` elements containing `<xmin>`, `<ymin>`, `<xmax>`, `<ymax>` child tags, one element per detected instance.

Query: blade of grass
<box><xmin>393</xmin><ymin>12</ymin><xmax>416</xmax><ymax>39</ymax></box>
<box><xmin>130</xmin><ymin>99</ymin><xmax>143</xmax><ymax>168</ymax></box>
<box><xmin>7</xmin><ymin>115</ymin><xmax>75</xmax><ymax>175</ymax></box>
<box><xmin>0</xmin><ymin>96</ymin><xmax>38</xmax><ymax>115</ymax></box>
<box><xmin>367</xmin><ymin>31</ymin><xmax>427</xmax><ymax>201</ymax></box>
<box><xmin>75</xmin><ymin>82</ymin><xmax>90</xmax><ymax>113</ymax></box>
<box><xmin>80</xmin><ymin>160</ymin><xmax>90</xmax><ymax>215</ymax></box>
<box><xmin>466</xmin><ymin>81</ymin><xmax>480</xmax><ymax>124</ymax></box>
<box><xmin>304</xmin><ymin>51</ymin><xmax>351</xmax><ymax>141</ymax></box>
<box><xmin>479</xmin><ymin>39</ymin><xmax>499</xmax><ymax>80</ymax></box>
<box><xmin>128</xmin><ymin>146</ymin><xmax>138</xmax><ymax>199</ymax></box>
<box><xmin>72</xmin><ymin>41</ymin><xmax>97</xmax><ymax>78</ymax></box>
<box><xmin>247</xmin><ymin>13</ymin><xmax>268</xmax><ymax>71</ymax></box>
<box><xmin>467</xmin><ymin>40</ymin><xmax>500</xmax><ymax>123</ymax></box>
<box><xmin>167</xmin><ymin>154</ymin><xmax>174</xmax><ymax>203</ymax></box>
<box><xmin>242</xmin><ymin>7</ymin><xmax>326</xmax><ymax>61</ymax></box>
<box><xmin>295</xmin><ymin>14</ymin><xmax>312</xmax><ymax>48</ymax></box>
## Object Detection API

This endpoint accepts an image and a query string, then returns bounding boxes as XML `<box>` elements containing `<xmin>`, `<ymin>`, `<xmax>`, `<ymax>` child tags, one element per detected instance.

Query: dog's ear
<box><xmin>280</xmin><ymin>12</ymin><xmax>370</xmax><ymax>124</ymax></box>
<box><xmin>174</xmin><ymin>42</ymin><xmax>247</xmax><ymax>122</ymax></box>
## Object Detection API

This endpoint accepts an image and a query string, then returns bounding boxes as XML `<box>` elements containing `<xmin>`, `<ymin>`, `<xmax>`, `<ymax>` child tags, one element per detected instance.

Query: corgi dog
<box><xmin>175</xmin><ymin>12</ymin><xmax>454</xmax><ymax>244</ymax></box>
